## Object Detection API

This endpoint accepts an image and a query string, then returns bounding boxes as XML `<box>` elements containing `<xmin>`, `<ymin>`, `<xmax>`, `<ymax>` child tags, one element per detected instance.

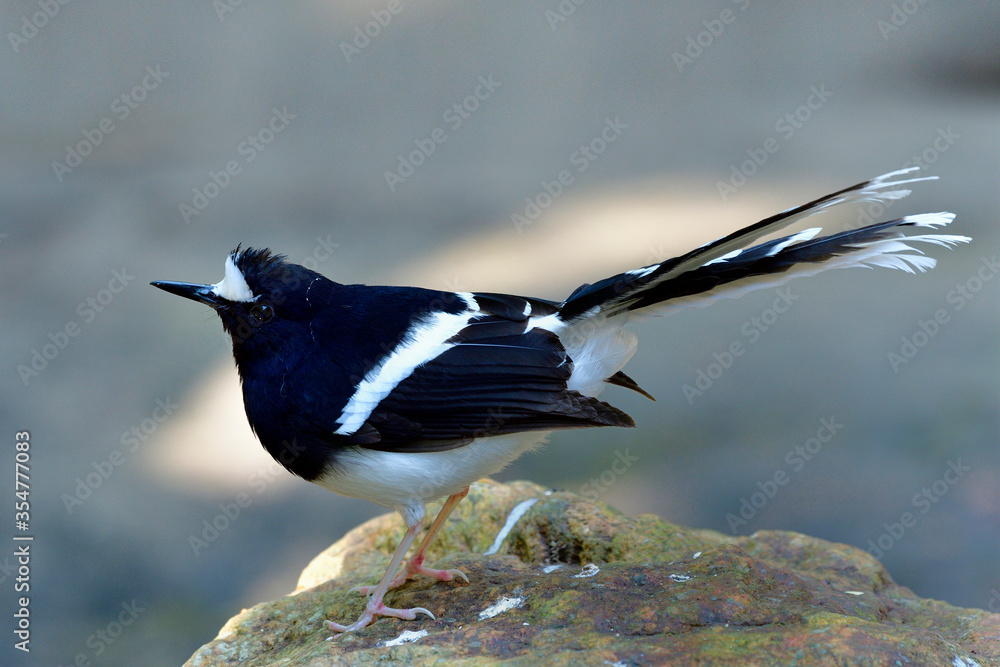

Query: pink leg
<box><xmin>351</xmin><ymin>487</ymin><xmax>471</xmax><ymax>596</ymax></box>
<box><xmin>327</xmin><ymin>518</ymin><xmax>434</xmax><ymax>633</ymax></box>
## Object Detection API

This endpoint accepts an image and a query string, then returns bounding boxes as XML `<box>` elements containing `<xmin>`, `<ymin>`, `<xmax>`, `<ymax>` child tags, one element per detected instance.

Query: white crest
<box><xmin>211</xmin><ymin>254</ymin><xmax>256</xmax><ymax>302</ymax></box>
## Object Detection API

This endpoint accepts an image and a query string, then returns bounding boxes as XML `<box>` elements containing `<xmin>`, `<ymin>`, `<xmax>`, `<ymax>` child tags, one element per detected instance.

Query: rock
<box><xmin>185</xmin><ymin>479</ymin><xmax>999</xmax><ymax>666</ymax></box>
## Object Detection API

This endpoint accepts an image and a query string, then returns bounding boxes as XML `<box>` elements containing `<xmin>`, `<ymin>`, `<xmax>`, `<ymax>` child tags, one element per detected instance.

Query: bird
<box><xmin>151</xmin><ymin>167</ymin><xmax>968</xmax><ymax>634</ymax></box>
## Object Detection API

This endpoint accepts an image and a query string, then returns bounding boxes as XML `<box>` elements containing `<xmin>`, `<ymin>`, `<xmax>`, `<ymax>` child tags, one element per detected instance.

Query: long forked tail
<box><xmin>557</xmin><ymin>167</ymin><xmax>971</xmax><ymax>324</ymax></box>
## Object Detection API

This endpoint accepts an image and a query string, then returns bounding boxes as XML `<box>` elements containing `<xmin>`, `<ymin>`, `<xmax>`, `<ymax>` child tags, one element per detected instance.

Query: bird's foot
<box><xmin>349</xmin><ymin>559</ymin><xmax>469</xmax><ymax>596</ymax></box>
<box><xmin>409</xmin><ymin>563</ymin><xmax>470</xmax><ymax>584</ymax></box>
<box><xmin>349</xmin><ymin>575</ymin><xmax>406</xmax><ymax>596</ymax></box>
<box><xmin>326</xmin><ymin>599</ymin><xmax>435</xmax><ymax>634</ymax></box>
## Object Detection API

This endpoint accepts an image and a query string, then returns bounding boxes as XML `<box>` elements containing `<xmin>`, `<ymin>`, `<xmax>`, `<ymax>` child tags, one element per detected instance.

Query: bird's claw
<box><xmin>326</xmin><ymin>603</ymin><xmax>435</xmax><ymax>634</ymax></box>
<box><xmin>441</xmin><ymin>568</ymin><xmax>469</xmax><ymax>583</ymax></box>
<box><xmin>409</xmin><ymin>563</ymin><xmax>470</xmax><ymax>584</ymax></box>
<box><xmin>407</xmin><ymin>606</ymin><xmax>435</xmax><ymax>620</ymax></box>
<box><xmin>348</xmin><ymin>565</ymin><xmax>469</xmax><ymax>596</ymax></box>
<box><xmin>348</xmin><ymin>583</ymin><xmax>377</xmax><ymax>596</ymax></box>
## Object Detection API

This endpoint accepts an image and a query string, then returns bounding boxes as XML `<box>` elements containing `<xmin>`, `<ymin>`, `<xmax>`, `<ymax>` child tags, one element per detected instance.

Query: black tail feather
<box><xmin>557</xmin><ymin>169</ymin><xmax>967</xmax><ymax>323</ymax></box>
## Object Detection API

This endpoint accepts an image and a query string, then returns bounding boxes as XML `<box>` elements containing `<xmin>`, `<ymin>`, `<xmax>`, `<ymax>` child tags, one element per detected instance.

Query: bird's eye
<box><xmin>248</xmin><ymin>304</ymin><xmax>274</xmax><ymax>326</ymax></box>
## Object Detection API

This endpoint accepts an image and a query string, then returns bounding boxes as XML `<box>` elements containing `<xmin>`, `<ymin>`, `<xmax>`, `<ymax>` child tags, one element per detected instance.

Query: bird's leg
<box><xmin>351</xmin><ymin>487</ymin><xmax>470</xmax><ymax>595</ymax></box>
<box><xmin>401</xmin><ymin>486</ymin><xmax>470</xmax><ymax>583</ymax></box>
<box><xmin>327</xmin><ymin>517</ymin><xmax>435</xmax><ymax>634</ymax></box>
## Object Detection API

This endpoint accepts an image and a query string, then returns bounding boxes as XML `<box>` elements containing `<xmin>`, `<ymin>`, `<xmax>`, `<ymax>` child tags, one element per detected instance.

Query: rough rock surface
<box><xmin>186</xmin><ymin>479</ymin><xmax>999</xmax><ymax>666</ymax></box>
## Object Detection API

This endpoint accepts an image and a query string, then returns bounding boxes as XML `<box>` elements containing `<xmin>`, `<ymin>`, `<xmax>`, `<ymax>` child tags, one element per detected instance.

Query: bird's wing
<box><xmin>336</xmin><ymin>292</ymin><xmax>634</xmax><ymax>452</ymax></box>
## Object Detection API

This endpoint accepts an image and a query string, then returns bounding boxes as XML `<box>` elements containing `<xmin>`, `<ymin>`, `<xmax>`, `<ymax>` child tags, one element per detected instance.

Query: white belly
<box><xmin>315</xmin><ymin>432</ymin><xmax>549</xmax><ymax>512</ymax></box>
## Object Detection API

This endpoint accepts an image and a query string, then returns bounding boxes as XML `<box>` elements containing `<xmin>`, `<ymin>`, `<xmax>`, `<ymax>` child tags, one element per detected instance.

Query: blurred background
<box><xmin>2</xmin><ymin>1</ymin><xmax>998</xmax><ymax>664</ymax></box>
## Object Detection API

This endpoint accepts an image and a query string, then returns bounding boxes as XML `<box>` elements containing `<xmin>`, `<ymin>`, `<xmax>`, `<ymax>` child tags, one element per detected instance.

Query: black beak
<box><xmin>150</xmin><ymin>281</ymin><xmax>223</xmax><ymax>307</ymax></box>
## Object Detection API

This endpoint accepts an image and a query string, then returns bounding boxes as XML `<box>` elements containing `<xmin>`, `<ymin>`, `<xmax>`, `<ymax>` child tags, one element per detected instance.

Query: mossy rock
<box><xmin>186</xmin><ymin>479</ymin><xmax>999</xmax><ymax>666</ymax></box>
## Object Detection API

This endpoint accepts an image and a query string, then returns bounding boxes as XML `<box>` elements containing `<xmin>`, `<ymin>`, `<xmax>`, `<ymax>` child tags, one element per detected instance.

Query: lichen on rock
<box><xmin>186</xmin><ymin>479</ymin><xmax>999</xmax><ymax>666</ymax></box>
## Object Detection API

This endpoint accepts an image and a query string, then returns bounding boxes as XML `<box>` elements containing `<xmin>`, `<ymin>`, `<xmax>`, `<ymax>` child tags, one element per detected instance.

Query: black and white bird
<box><xmin>152</xmin><ymin>167</ymin><xmax>968</xmax><ymax>633</ymax></box>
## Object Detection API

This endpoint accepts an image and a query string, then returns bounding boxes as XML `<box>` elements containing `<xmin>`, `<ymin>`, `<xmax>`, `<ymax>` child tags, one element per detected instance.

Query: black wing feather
<box><xmin>357</xmin><ymin>294</ymin><xmax>633</xmax><ymax>452</ymax></box>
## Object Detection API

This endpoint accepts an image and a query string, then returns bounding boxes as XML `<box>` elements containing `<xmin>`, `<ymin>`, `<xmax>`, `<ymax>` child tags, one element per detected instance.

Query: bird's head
<box><xmin>152</xmin><ymin>246</ymin><xmax>326</xmax><ymax>362</ymax></box>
